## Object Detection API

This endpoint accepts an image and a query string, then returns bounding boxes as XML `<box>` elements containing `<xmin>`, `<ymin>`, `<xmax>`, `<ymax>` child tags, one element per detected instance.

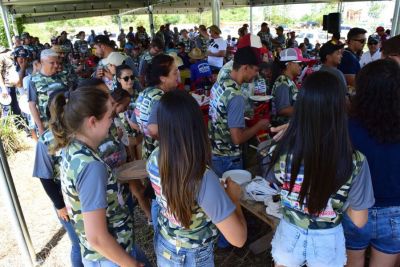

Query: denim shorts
<box><xmin>343</xmin><ymin>206</ymin><xmax>400</xmax><ymax>254</ymax></box>
<box><xmin>81</xmin><ymin>245</ymin><xmax>151</xmax><ymax>267</ymax></box>
<box><xmin>155</xmin><ymin>233</ymin><xmax>214</xmax><ymax>267</ymax></box>
<box><xmin>271</xmin><ymin>219</ymin><xmax>346</xmax><ymax>267</ymax></box>
<box><xmin>211</xmin><ymin>154</ymin><xmax>243</xmax><ymax>178</ymax></box>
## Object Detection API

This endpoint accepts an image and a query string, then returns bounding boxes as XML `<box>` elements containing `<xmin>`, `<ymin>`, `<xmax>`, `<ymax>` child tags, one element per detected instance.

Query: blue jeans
<box><xmin>343</xmin><ymin>206</ymin><xmax>400</xmax><ymax>254</ymax></box>
<box><xmin>81</xmin><ymin>245</ymin><xmax>151</xmax><ymax>267</ymax></box>
<box><xmin>58</xmin><ymin>217</ymin><xmax>83</xmax><ymax>267</ymax></box>
<box><xmin>271</xmin><ymin>219</ymin><xmax>346</xmax><ymax>267</ymax></box>
<box><xmin>155</xmin><ymin>233</ymin><xmax>214</xmax><ymax>267</ymax></box>
<box><xmin>211</xmin><ymin>155</ymin><xmax>243</xmax><ymax>178</ymax></box>
<box><xmin>151</xmin><ymin>199</ymin><xmax>160</xmax><ymax>233</ymax></box>
<box><xmin>1</xmin><ymin>87</ymin><xmax>21</xmax><ymax>116</ymax></box>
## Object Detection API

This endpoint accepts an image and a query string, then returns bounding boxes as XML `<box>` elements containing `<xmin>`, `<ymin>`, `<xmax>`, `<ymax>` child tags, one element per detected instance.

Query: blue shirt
<box><xmin>190</xmin><ymin>60</ymin><xmax>212</xmax><ymax>83</ymax></box>
<box><xmin>349</xmin><ymin>118</ymin><xmax>400</xmax><ymax>207</ymax></box>
<box><xmin>338</xmin><ymin>49</ymin><xmax>361</xmax><ymax>75</ymax></box>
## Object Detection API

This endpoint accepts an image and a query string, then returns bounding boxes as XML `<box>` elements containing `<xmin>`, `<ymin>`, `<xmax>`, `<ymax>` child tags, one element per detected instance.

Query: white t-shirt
<box><xmin>359</xmin><ymin>50</ymin><xmax>381</xmax><ymax>68</ymax></box>
<box><xmin>207</xmin><ymin>37</ymin><xmax>227</xmax><ymax>68</ymax></box>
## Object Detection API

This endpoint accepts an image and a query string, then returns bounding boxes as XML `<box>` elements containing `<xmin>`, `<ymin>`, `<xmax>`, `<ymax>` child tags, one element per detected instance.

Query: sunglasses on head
<box><xmin>121</xmin><ymin>75</ymin><xmax>134</xmax><ymax>82</ymax></box>
<box><xmin>352</xmin><ymin>39</ymin><xmax>366</xmax><ymax>44</ymax></box>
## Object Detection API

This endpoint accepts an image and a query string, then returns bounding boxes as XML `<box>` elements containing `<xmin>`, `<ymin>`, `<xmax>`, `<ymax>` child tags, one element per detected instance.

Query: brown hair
<box><xmin>158</xmin><ymin>90</ymin><xmax>211</xmax><ymax>228</ymax></box>
<box><xmin>146</xmin><ymin>54</ymin><xmax>174</xmax><ymax>87</ymax></box>
<box><xmin>49</xmin><ymin>86</ymin><xmax>109</xmax><ymax>153</ymax></box>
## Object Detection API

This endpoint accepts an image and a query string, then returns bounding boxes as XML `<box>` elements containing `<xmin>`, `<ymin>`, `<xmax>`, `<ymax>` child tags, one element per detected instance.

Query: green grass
<box><xmin>0</xmin><ymin>115</ymin><xmax>29</xmax><ymax>156</ymax></box>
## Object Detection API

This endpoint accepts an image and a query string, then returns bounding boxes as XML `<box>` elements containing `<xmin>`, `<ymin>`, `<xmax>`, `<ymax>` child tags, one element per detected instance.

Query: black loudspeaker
<box><xmin>322</xmin><ymin>15</ymin><xmax>328</xmax><ymax>31</ymax></box>
<box><xmin>328</xmin><ymin>12</ymin><xmax>341</xmax><ymax>34</ymax></box>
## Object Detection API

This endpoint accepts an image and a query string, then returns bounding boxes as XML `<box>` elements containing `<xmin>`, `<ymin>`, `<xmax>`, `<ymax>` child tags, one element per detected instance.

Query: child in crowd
<box><xmin>148</xmin><ymin>90</ymin><xmax>247</xmax><ymax>266</ymax></box>
<box><xmin>267</xmin><ymin>71</ymin><xmax>374</xmax><ymax>267</ymax></box>
<box><xmin>50</xmin><ymin>86</ymin><xmax>151</xmax><ymax>267</ymax></box>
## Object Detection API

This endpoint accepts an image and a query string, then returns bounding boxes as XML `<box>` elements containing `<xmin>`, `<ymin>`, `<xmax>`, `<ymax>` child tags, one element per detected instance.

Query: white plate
<box><xmin>249</xmin><ymin>95</ymin><xmax>273</xmax><ymax>102</ymax></box>
<box><xmin>222</xmin><ymin>170</ymin><xmax>252</xmax><ymax>185</ymax></box>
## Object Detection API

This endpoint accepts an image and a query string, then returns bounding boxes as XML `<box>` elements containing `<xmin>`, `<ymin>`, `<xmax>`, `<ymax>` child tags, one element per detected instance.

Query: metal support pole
<box><xmin>10</xmin><ymin>14</ymin><xmax>18</xmax><ymax>36</ymax></box>
<box><xmin>249</xmin><ymin>5</ymin><xmax>253</xmax><ymax>34</ymax></box>
<box><xmin>0</xmin><ymin>3</ymin><xmax>13</xmax><ymax>49</ymax></box>
<box><xmin>148</xmin><ymin>5</ymin><xmax>155</xmax><ymax>38</ymax></box>
<box><xmin>0</xmin><ymin>140</ymin><xmax>36</xmax><ymax>266</ymax></box>
<box><xmin>211</xmin><ymin>0</ymin><xmax>220</xmax><ymax>27</ymax></box>
<box><xmin>117</xmin><ymin>15</ymin><xmax>122</xmax><ymax>32</ymax></box>
<box><xmin>392</xmin><ymin>0</ymin><xmax>400</xmax><ymax>36</ymax></box>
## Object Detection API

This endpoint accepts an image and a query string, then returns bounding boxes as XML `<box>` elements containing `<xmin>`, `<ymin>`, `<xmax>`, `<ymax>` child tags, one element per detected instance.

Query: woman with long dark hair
<box><xmin>148</xmin><ymin>90</ymin><xmax>247</xmax><ymax>266</ymax></box>
<box><xmin>344</xmin><ymin>59</ymin><xmax>400</xmax><ymax>267</ymax></box>
<box><xmin>267</xmin><ymin>71</ymin><xmax>374</xmax><ymax>267</ymax></box>
<box><xmin>50</xmin><ymin>87</ymin><xmax>150</xmax><ymax>267</ymax></box>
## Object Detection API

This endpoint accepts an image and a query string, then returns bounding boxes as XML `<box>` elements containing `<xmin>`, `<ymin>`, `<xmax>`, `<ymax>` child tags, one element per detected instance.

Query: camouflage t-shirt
<box><xmin>28</xmin><ymin>72</ymin><xmax>68</xmax><ymax>128</ymax></box>
<box><xmin>271</xmin><ymin>75</ymin><xmax>298</xmax><ymax>126</ymax></box>
<box><xmin>134</xmin><ymin>86</ymin><xmax>164</xmax><ymax>159</ymax></box>
<box><xmin>272</xmin><ymin>151</ymin><xmax>366</xmax><ymax>229</ymax></box>
<box><xmin>209</xmin><ymin>78</ymin><xmax>243</xmax><ymax>157</ymax></box>
<box><xmin>147</xmin><ymin>147</ymin><xmax>235</xmax><ymax>249</ymax></box>
<box><xmin>60</xmin><ymin>139</ymin><xmax>134</xmax><ymax>261</ymax></box>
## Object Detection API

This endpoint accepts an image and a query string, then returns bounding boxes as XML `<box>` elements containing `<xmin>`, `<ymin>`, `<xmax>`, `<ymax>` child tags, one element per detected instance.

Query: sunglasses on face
<box><xmin>121</xmin><ymin>75</ymin><xmax>134</xmax><ymax>82</ymax></box>
<box><xmin>352</xmin><ymin>39</ymin><xmax>366</xmax><ymax>44</ymax></box>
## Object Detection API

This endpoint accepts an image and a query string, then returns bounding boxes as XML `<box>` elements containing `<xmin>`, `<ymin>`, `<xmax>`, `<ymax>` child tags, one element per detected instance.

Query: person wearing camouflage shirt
<box><xmin>32</xmin><ymin>129</ymin><xmax>83</xmax><ymax>267</ymax></box>
<box><xmin>266</xmin><ymin>72</ymin><xmax>375</xmax><ymax>267</ymax></box>
<box><xmin>52</xmin><ymin>45</ymin><xmax>79</xmax><ymax>90</ymax></box>
<box><xmin>49</xmin><ymin>87</ymin><xmax>150</xmax><ymax>266</ymax></box>
<box><xmin>137</xmin><ymin>38</ymin><xmax>164</xmax><ymax>87</ymax></box>
<box><xmin>179</xmin><ymin>29</ymin><xmax>194</xmax><ymax>53</ymax></box>
<box><xmin>257</xmin><ymin>22</ymin><xmax>272</xmax><ymax>49</ymax></box>
<box><xmin>195</xmin><ymin>25</ymin><xmax>209</xmax><ymax>54</ymax></box>
<box><xmin>270</xmin><ymin>48</ymin><xmax>304</xmax><ymax>126</ymax></box>
<box><xmin>28</xmin><ymin>49</ymin><xmax>68</xmax><ymax>135</ymax></box>
<box><xmin>209</xmin><ymin>47</ymin><xmax>269</xmax><ymax>177</ymax></box>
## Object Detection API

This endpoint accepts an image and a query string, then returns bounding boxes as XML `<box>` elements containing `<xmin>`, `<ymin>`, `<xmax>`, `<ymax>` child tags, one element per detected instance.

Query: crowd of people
<box><xmin>0</xmin><ymin>20</ymin><xmax>399</xmax><ymax>267</ymax></box>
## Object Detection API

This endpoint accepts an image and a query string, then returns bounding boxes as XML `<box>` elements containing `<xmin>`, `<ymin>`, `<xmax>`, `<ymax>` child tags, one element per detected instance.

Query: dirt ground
<box><xmin>0</xmin><ymin>140</ymin><xmax>273</xmax><ymax>267</ymax></box>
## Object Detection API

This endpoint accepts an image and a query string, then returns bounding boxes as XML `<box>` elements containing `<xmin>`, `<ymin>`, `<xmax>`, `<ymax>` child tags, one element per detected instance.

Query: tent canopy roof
<box><xmin>2</xmin><ymin>0</ymin><xmax>385</xmax><ymax>24</ymax></box>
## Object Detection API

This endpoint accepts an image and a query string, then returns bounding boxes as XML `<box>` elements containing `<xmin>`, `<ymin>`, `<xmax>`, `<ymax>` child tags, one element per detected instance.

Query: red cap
<box><xmin>376</xmin><ymin>26</ymin><xmax>385</xmax><ymax>32</ymax></box>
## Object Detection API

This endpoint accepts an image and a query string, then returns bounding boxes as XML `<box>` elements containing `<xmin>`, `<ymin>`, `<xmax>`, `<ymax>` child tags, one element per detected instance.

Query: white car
<box><xmin>296</xmin><ymin>31</ymin><xmax>328</xmax><ymax>47</ymax></box>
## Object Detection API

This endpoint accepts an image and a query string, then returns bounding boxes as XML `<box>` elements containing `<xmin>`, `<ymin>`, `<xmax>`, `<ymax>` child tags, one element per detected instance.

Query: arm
<box><xmin>83</xmin><ymin>209</ymin><xmax>143</xmax><ymax>267</ymax></box>
<box><xmin>277</xmin><ymin>106</ymin><xmax>294</xmax><ymax>117</ymax></box>
<box><xmin>230</xmin><ymin>119</ymin><xmax>269</xmax><ymax>145</ymax></box>
<box><xmin>29</xmin><ymin>102</ymin><xmax>45</xmax><ymax>135</ymax></box>
<box><xmin>207</xmin><ymin>50</ymin><xmax>226</xmax><ymax>58</ymax></box>
<box><xmin>215</xmin><ymin>178</ymin><xmax>247</xmax><ymax>247</ymax></box>
<box><xmin>344</xmin><ymin>74</ymin><xmax>356</xmax><ymax>88</ymax></box>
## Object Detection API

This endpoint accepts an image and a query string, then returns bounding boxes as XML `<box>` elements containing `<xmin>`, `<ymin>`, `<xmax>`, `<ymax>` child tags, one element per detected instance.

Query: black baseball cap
<box><xmin>367</xmin><ymin>35</ymin><xmax>379</xmax><ymax>45</ymax></box>
<box><xmin>234</xmin><ymin>46</ymin><xmax>262</xmax><ymax>66</ymax></box>
<box><xmin>13</xmin><ymin>46</ymin><xmax>30</xmax><ymax>58</ymax></box>
<box><xmin>319</xmin><ymin>40</ymin><xmax>345</xmax><ymax>60</ymax></box>
<box><xmin>94</xmin><ymin>35</ymin><xmax>112</xmax><ymax>46</ymax></box>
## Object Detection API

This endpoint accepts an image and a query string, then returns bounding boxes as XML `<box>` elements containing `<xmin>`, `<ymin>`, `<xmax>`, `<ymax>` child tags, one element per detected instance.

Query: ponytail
<box><xmin>49</xmin><ymin>93</ymin><xmax>70</xmax><ymax>153</ymax></box>
<box><xmin>48</xmin><ymin>86</ymin><xmax>110</xmax><ymax>153</ymax></box>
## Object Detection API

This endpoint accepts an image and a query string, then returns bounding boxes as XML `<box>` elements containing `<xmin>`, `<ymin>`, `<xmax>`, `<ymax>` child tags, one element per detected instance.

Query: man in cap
<box><xmin>209</xmin><ymin>44</ymin><xmax>269</xmax><ymax>178</ymax></box>
<box><xmin>376</xmin><ymin>26</ymin><xmax>388</xmax><ymax>44</ymax></box>
<box><xmin>57</xmin><ymin>31</ymin><xmax>73</xmax><ymax>52</ymax></box>
<box><xmin>272</xmin><ymin>26</ymin><xmax>286</xmax><ymax>49</ymax></box>
<box><xmin>13</xmin><ymin>46</ymin><xmax>32</xmax><ymax>88</ymax></box>
<box><xmin>359</xmin><ymin>35</ymin><xmax>381</xmax><ymax>68</ymax></box>
<box><xmin>0</xmin><ymin>46</ymin><xmax>21</xmax><ymax>117</ymax></box>
<box><xmin>257</xmin><ymin>22</ymin><xmax>272</xmax><ymax>49</ymax></box>
<box><xmin>207</xmin><ymin>25</ymin><xmax>227</xmax><ymax>70</ymax></box>
<box><xmin>163</xmin><ymin>23</ymin><xmax>174</xmax><ymax>48</ymax></box>
<box><xmin>21</xmin><ymin>32</ymin><xmax>37</xmax><ymax>60</ymax></box>
<box><xmin>338</xmin><ymin>27</ymin><xmax>366</xmax><ymax>88</ymax></box>
<box><xmin>126</xmin><ymin>26</ymin><xmax>135</xmax><ymax>44</ymax></box>
<box><xmin>381</xmin><ymin>35</ymin><xmax>400</xmax><ymax>65</ymax></box>
<box><xmin>28</xmin><ymin>49</ymin><xmax>68</xmax><ymax>134</ymax></box>
<box><xmin>270</xmin><ymin>48</ymin><xmax>303</xmax><ymax>126</ymax></box>
<box><xmin>51</xmin><ymin>45</ymin><xmax>78</xmax><ymax>90</ymax></box>
<box><xmin>318</xmin><ymin>40</ymin><xmax>347</xmax><ymax>90</ymax></box>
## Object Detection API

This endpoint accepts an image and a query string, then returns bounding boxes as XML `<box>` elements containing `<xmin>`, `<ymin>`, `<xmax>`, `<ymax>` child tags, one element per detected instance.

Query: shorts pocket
<box><xmin>311</xmin><ymin>233</ymin><xmax>337</xmax><ymax>263</ymax></box>
<box><xmin>390</xmin><ymin>216</ymin><xmax>400</xmax><ymax>241</ymax></box>
<box><xmin>342</xmin><ymin>212</ymin><xmax>371</xmax><ymax>240</ymax></box>
<box><xmin>155</xmin><ymin>237</ymin><xmax>185</xmax><ymax>266</ymax></box>
<box><xmin>272</xmin><ymin>221</ymin><xmax>301</xmax><ymax>253</ymax></box>
<box><xmin>195</xmin><ymin>243</ymin><xmax>214</xmax><ymax>266</ymax></box>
